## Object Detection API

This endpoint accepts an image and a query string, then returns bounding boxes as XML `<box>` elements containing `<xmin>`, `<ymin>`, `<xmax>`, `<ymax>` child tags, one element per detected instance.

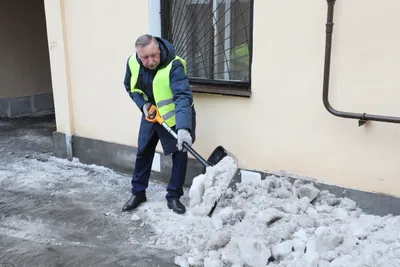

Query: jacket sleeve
<box><xmin>124</xmin><ymin>56</ymin><xmax>147</xmax><ymax>112</ymax></box>
<box><xmin>170</xmin><ymin>60</ymin><xmax>193</xmax><ymax>131</ymax></box>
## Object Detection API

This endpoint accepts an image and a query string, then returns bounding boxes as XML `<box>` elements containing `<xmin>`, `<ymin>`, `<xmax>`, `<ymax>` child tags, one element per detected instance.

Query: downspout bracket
<box><xmin>358</xmin><ymin>113</ymin><xmax>367</xmax><ymax>127</ymax></box>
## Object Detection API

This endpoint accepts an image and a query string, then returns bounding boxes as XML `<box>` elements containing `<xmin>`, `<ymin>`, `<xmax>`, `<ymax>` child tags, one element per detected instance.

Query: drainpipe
<box><xmin>65</xmin><ymin>134</ymin><xmax>73</xmax><ymax>161</ymax></box>
<box><xmin>323</xmin><ymin>0</ymin><xmax>400</xmax><ymax>126</ymax></box>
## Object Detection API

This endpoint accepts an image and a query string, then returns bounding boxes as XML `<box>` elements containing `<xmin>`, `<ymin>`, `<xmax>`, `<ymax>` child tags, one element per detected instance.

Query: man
<box><xmin>122</xmin><ymin>34</ymin><xmax>196</xmax><ymax>214</ymax></box>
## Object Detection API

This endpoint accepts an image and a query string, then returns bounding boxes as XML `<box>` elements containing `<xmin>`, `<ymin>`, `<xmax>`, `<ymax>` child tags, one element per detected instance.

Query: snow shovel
<box><xmin>145</xmin><ymin>104</ymin><xmax>241</xmax><ymax>217</ymax></box>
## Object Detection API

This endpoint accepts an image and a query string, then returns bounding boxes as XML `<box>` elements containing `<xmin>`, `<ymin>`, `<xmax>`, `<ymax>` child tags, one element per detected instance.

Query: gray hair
<box><xmin>135</xmin><ymin>34</ymin><xmax>159</xmax><ymax>48</ymax></box>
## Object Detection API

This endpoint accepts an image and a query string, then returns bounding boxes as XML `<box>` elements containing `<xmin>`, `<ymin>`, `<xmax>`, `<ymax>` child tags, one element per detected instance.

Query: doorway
<box><xmin>0</xmin><ymin>0</ymin><xmax>54</xmax><ymax>118</ymax></box>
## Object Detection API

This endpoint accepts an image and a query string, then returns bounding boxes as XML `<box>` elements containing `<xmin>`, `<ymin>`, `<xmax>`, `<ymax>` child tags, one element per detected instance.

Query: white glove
<box><xmin>142</xmin><ymin>103</ymin><xmax>151</xmax><ymax>118</ymax></box>
<box><xmin>177</xmin><ymin>129</ymin><xmax>192</xmax><ymax>151</ymax></box>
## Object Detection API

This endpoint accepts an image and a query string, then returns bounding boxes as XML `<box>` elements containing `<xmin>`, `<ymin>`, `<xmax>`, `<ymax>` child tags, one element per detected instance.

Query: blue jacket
<box><xmin>124</xmin><ymin>37</ymin><xmax>196</xmax><ymax>155</ymax></box>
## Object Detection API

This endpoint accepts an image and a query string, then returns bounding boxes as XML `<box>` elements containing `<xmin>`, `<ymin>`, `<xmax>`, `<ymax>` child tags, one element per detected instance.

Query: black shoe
<box><xmin>122</xmin><ymin>194</ymin><xmax>146</xmax><ymax>212</ymax></box>
<box><xmin>167</xmin><ymin>199</ymin><xmax>186</xmax><ymax>214</ymax></box>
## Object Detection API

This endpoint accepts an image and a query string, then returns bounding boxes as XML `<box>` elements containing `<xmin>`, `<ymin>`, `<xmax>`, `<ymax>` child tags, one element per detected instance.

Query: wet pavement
<box><xmin>0</xmin><ymin>114</ymin><xmax>175</xmax><ymax>267</ymax></box>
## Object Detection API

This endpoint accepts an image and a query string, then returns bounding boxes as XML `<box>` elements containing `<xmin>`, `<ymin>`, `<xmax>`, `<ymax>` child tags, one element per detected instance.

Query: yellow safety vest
<box><xmin>128</xmin><ymin>55</ymin><xmax>187</xmax><ymax>127</ymax></box>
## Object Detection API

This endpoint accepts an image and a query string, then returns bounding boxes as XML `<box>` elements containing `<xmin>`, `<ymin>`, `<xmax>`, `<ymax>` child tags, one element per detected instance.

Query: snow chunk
<box><xmin>174</xmin><ymin>256</ymin><xmax>189</xmax><ymax>267</ymax></box>
<box><xmin>258</xmin><ymin>208</ymin><xmax>284</xmax><ymax>225</ymax></box>
<box><xmin>283</xmin><ymin>202</ymin><xmax>300</xmax><ymax>214</ymax></box>
<box><xmin>277</xmin><ymin>188</ymin><xmax>292</xmax><ymax>199</ymax></box>
<box><xmin>297</xmin><ymin>184</ymin><xmax>320</xmax><ymax>202</ymax></box>
<box><xmin>206</xmin><ymin>231</ymin><xmax>231</xmax><ymax>250</ymax></box>
<box><xmin>299</xmin><ymin>197</ymin><xmax>311</xmax><ymax>211</ymax></box>
<box><xmin>315</xmin><ymin>226</ymin><xmax>344</xmax><ymax>253</ymax></box>
<box><xmin>204</xmin><ymin>251</ymin><xmax>223</xmax><ymax>267</ymax></box>
<box><xmin>188</xmin><ymin>156</ymin><xmax>238</xmax><ymax>216</ymax></box>
<box><xmin>130</xmin><ymin>214</ymin><xmax>141</xmax><ymax>221</ymax></box>
<box><xmin>272</xmin><ymin>240</ymin><xmax>293</xmax><ymax>260</ymax></box>
<box><xmin>189</xmin><ymin>174</ymin><xmax>206</xmax><ymax>207</ymax></box>
<box><xmin>339</xmin><ymin>197</ymin><xmax>357</xmax><ymax>211</ymax></box>
<box><xmin>238</xmin><ymin>238</ymin><xmax>271</xmax><ymax>267</ymax></box>
<box><xmin>331</xmin><ymin>207</ymin><xmax>349</xmax><ymax>219</ymax></box>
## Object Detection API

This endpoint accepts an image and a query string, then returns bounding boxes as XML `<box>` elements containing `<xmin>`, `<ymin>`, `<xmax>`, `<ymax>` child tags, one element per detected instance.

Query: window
<box><xmin>161</xmin><ymin>0</ymin><xmax>253</xmax><ymax>97</ymax></box>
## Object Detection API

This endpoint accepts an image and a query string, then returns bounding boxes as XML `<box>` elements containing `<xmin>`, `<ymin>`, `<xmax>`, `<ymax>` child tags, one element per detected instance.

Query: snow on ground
<box><xmin>2</xmin><ymin>154</ymin><xmax>400</xmax><ymax>267</ymax></box>
<box><xmin>131</xmin><ymin>156</ymin><xmax>400</xmax><ymax>267</ymax></box>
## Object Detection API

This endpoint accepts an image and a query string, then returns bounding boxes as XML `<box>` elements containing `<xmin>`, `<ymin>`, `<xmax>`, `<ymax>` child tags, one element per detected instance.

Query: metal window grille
<box><xmin>161</xmin><ymin>0</ymin><xmax>253</xmax><ymax>86</ymax></box>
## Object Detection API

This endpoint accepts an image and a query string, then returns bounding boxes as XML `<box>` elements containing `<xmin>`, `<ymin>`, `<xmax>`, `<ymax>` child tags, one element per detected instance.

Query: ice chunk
<box><xmin>272</xmin><ymin>240</ymin><xmax>293</xmax><ymax>260</ymax></box>
<box><xmin>277</xmin><ymin>188</ymin><xmax>292</xmax><ymax>199</ymax></box>
<box><xmin>203</xmin><ymin>257</ymin><xmax>223</xmax><ymax>267</ymax></box>
<box><xmin>238</xmin><ymin>238</ymin><xmax>271</xmax><ymax>267</ymax></box>
<box><xmin>315</xmin><ymin>226</ymin><xmax>344</xmax><ymax>253</ymax></box>
<box><xmin>299</xmin><ymin>197</ymin><xmax>311</xmax><ymax>211</ymax></box>
<box><xmin>189</xmin><ymin>174</ymin><xmax>206</xmax><ymax>207</ymax></box>
<box><xmin>188</xmin><ymin>156</ymin><xmax>238</xmax><ymax>216</ymax></box>
<box><xmin>206</xmin><ymin>231</ymin><xmax>231</xmax><ymax>250</ymax></box>
<box><xmin>130</xmin><ymin>214</ymin><xmax>140</xmax><ymax>221</ymax></box>
<box><xmin>297</xmin><ymin>184</ymin><xmax>320</xmax><ymax>202</ymax></box>
<box><xmin>174</xmin><ymin>256</ymin><xmax>189</xmax><ymax>267</ymax></box>
<box><xmin>258</xmin><ymin>208</ymin><xmax>284</xmax><ymax>225</ymax></box>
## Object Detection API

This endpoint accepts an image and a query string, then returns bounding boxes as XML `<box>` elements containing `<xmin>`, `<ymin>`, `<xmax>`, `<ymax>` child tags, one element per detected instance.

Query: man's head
<box><xmin>135</xmin><ymin>34</ymin><xmax>161</xmax><ymax>70</ymax></box>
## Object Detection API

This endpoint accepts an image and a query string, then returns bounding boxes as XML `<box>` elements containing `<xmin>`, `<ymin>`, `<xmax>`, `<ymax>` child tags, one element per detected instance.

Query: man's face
<box><xmin>136</xmin><ymin>41</ymin><xmax>161</xmax><ymax>70</ymax></box>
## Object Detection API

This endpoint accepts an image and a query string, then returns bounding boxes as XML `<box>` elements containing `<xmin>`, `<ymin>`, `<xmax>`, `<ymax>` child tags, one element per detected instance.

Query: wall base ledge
<box><xmin>53</xmin><ymin>131</ymin><xmax>400</xmax><ymax>217</ymax></box>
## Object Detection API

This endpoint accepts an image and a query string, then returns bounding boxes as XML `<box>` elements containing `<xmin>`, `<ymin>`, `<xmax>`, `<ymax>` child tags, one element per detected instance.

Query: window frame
<box><xmin>160</xmin><ymin>0</ymin><xmax>254</xmax><ymax>97</ymax></box>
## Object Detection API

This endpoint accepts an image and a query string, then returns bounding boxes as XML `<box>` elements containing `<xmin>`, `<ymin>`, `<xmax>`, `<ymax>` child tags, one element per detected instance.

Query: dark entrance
<box><xmin>0</xmin><ymin>0</ymin><xmax>54</xmax><ymax>118</ymax></box>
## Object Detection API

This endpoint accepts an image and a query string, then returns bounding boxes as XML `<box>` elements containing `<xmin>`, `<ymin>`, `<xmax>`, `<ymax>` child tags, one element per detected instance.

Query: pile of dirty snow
<box><xmin>130</xmin><ymin>156</ymin><xmax>400</xmax><ymax>267</ymax></box>
<box><xmin>3</xmin><ymin>151</ymin><xmax>400</xmax><ymax>266</ymax></box>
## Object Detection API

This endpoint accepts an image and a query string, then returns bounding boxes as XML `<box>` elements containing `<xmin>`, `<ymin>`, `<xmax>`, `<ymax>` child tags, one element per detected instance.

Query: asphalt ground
<box><xmin>0</xmin><ymin>114</ymin><xmax>176</xmax><ymax>267</ymax></box>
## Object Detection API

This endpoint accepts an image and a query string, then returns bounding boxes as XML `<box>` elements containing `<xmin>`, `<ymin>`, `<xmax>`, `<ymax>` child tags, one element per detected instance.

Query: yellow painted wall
<box><xmin>47</xmin><ymin>0</ymin><xmax>400</xmax><ymax>197</ymax></box>
<box><xmin>60</xmin><ymin>0</ymin><xmax>148</xmax><ymax>145</ymax></box>
<box><xmin>0</xmin><ymin>0</ymin><xmax>52</xmax><ymax>98</ymax></box>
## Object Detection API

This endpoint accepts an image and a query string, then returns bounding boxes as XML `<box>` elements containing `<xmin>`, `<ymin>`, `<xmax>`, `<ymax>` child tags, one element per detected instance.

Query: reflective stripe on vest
<box><xmin>128</xmin><ymin>55</ymin><xmax>187</xmax><ymax>127</ymax></box>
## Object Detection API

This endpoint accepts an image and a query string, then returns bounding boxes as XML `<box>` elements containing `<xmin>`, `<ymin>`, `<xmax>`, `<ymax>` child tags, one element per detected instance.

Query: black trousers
<box><xmin>130</xmin><ymin>132</ymin><xmax>188</xmax><ymax>200</ymax></box>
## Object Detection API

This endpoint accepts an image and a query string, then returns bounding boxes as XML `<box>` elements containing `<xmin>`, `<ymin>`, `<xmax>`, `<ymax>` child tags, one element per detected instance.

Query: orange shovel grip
<box><xmin>145</xmin><ymin>104</ymin><xmax>163</xmax><ymax>124</ymax></box>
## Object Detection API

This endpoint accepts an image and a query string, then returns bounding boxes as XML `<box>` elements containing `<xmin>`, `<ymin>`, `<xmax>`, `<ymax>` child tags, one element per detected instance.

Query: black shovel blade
<box><xmin>207</xmin><ymin>145</ymin><xmax>229</xmax><ymax>165</ymax></box>
<box><xmin>200</xmin><ymin>145</ymin><xmax>229</xmax><ymax>174</ymax></box>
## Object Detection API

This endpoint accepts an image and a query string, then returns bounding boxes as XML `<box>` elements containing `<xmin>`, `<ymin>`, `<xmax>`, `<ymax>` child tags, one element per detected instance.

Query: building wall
<box><xmin>247</xmin><ymin>0</ymin><xmax>400</xmax><ymax>196</ymax></box>
<box><xmin>61</xmin><ymin>0</ymin><xmax>149</xmax><ymax>147</ymax></box>
<box><xmin>48</xmin><ymin>0</ymin><xmax>400</xmax><ymax>197</ymax></box>
<box><xmin>0</xmin><ymin>0</ymin><xmax>52</xmax><ymax>99</ymax></box>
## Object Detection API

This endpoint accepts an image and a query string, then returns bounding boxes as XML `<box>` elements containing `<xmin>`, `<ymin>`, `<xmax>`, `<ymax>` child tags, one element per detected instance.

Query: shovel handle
<box><xmin>182</xmin><ymin>142</ymin><xmax>211</xmax><ymax>168</ymax></box>
<box><xmin>147</xmin><ymin>105</ymin><xmax>212</xmax><ymax>168</ymax></box>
